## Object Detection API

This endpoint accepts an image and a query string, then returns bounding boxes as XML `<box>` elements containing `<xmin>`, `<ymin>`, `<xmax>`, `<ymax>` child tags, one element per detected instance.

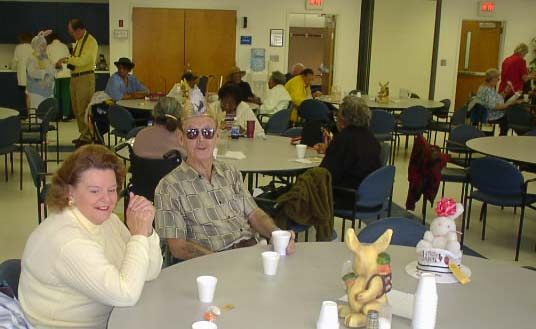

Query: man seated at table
<box><xmin>225</xmin><ymin>66</ymin><xmax>261</xmax><ymax>105</ymax></box>
<box><xmin>154</xmin><ymin>100</ymin><xmax>296</xmax><ymax>260</ymax></box>
<box><xmin>285</xmin><ymin>68</ymin><xmax>322</xmax><ymax>125</ymax></box>
<box><xmin>105</xmin><ymin>57</ymin><xmax>149</xmax><ymax>101</ymax></box>
<box><xmin>259</xmin><ymin>71</ymin><xmax>291</xmax><ymax>115</ymax></box>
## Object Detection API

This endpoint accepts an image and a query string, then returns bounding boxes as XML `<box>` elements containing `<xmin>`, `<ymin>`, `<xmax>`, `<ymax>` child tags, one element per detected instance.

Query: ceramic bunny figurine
<box><xmin>416</xmin><ymin>198</ymin><xmax>463</xmax><ymax>258</ymax></box>
<box><xmin>339</xmin><ymin>228</ymin><xmax>393</xmax><ymax>328</ymax></box>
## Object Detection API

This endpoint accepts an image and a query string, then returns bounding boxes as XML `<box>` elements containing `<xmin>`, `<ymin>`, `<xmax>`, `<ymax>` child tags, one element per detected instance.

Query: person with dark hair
<box><xmin>105</xmin><ymin>57</ymin><xmax>148</xmax><ymax>101</ymax></box>
<box><xmin>19</xmin><ymin>144</ymin><xmax>162</xmax><ymax>328</ymax></box>
<box><xmin>62</xmin><ymin>18</ymin><xmax>99</xmax><ymax>147</ymax></box>
<box><xmin>225</xmin><ymin>66</ymin><xmax>261</xmax><ymax>104</ymax></box>
<box><xmin>47</xmin><ymin>32</ymin><xmax>72</xmax><ymax>120</ymax></box>
<box><xmin>285</xmin><ymin>68</ymin><xmax>322</xmax><ymax>124</ymax></box>
<box><xmin>11</xmin><ymin>32</ymin><xmax>33</xmax><ymax>108</ymax></box>
<box><xmin>217</xmin><ymin>83</ymin><xmax>264</xmax><ymax>136</ymax></box>
<box><xmin>133</xmin><ymin>96</ymin><xmax>185</xmax><ymax>159</ymax></box>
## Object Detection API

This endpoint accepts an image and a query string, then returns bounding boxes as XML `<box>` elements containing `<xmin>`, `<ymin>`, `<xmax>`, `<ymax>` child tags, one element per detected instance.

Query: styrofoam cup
<box><xmin>296</xmin><ymin>144</ymin><xmax>307</xmax><ymax>159</ymax></box>
<box><xmin>196</xmin><ymin>276</ymin><xmax>218</xmax><ymax>303</ymax></box>
<box><xmin>272</xmin><ymin>230</ymin><xmax>291</xmax><ymax>256</ymax></box>
<box><xmin>192</xmin><ymin>320</ymin><xmax>218</xmax><ymax>329</ymax></box>
<box><xmin>317</xmin><ymin>300</ymin><xmax>339</xmax><ymax>329</ymax></box>
<box><xmin>262</xmin><ymin>251</ymin><xmax>280</xmax><ymax>275</ymax></box>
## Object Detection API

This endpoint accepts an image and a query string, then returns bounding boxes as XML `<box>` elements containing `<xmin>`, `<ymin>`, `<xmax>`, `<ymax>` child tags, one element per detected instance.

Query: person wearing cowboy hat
<box><xmin>225</xmin><ymin>66</ymin><xmax>261</xmax><ymax>105</ymax></box>
<box><xmin>105</xmin><ymin>57</ymin><xmax>149</xmax><ymax>101</ymax></box>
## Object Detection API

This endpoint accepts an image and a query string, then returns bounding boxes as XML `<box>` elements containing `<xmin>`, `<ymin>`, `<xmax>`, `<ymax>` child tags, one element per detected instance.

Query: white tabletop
<box><xmin>116</xmin><ymin>135</ymin><xmax>319</xmax><ymax>173</ymax></box>
<box><xmin>317</xmin><ymin>95</ymin><xmax>444</xmax><ymax>110</ymax></box>
<box><xmin>116</xmin><ymin>99</ymin><xmax>158</xmax><ymax>111</ymax></box>
<box><xmin>466</xmin><ymin>136</ymin><xmax>536</xmax><ymax>165</ymax></box>
<box><xmin>0</xmin><ymin>107</ymin><xmax>19</xmax><ymax>119</ymax></box>
<box><xmin>108</xmin><ymin>243</ymin><xmax>536</xmax><ymax>329</ymax></box>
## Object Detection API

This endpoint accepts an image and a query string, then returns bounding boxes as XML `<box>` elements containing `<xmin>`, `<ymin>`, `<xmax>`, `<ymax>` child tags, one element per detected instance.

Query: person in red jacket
<box><xmin>498</xmin><ymin>43</ymin><xmax>536</xmax><ymax>97</ymax></box>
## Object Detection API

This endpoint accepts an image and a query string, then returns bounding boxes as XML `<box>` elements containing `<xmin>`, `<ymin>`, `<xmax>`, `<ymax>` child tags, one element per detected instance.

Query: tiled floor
<box><xmin>1</xmin><ymin>120</ymin><xmax>535</xmax><ymax>268</ymax></box>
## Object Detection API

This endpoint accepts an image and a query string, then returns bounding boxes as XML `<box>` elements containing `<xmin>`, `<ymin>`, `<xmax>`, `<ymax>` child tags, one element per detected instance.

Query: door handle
<box><xmin>458</xmin><ymin>70</ymin><xmax>486</xmax><ymax>77</ymax></box>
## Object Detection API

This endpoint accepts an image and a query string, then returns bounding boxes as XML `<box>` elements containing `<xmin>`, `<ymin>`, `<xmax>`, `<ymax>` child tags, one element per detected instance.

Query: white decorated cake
<box><xmin>416</xmin><ymin>198</ymin><xmax>463</xmax><ymax>274</ymax></box>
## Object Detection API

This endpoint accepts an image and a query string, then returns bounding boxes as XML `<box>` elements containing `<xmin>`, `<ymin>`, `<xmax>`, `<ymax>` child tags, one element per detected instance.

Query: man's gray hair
<box><xmin>270</xmin><ymin>71</ymin><xmax>286</xmax><ymax>85</ymax></box>
<box><xmin>339</xmin><ymin>95</ymin><xmax>371</xmax><ymax>127</ymax></box>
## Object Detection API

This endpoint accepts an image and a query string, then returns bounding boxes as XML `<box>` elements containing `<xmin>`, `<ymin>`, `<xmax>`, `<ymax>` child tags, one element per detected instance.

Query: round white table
<box><xmin>466</xmin><ymin>136</ymin><xmax>536</xmax><ymax>165</ymax></box>
<box><xmin>108</xmin><ymin>243</ymin><xmax>536</xmax><ymax>329</ymax></box>
<box><xmin>116</xmin><ymin>99</ymin><xmax>158</xmax><ymax>111</ymax></box>
<box><xmin>0</xmin><ymin>107</ymin><xmax>19</xmax><ymax>119</ymax></box>
<box><xmin>317</xmin><ymin>95</ymin><xmax>444</xmax><ymax>110</ymax></box>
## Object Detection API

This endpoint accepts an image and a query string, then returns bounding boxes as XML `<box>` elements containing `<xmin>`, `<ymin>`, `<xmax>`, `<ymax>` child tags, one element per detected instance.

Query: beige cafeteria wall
<box><xmin>108</xmin><ymin>0</ymin><xmax>361</xmax><ymax>92</ymax></box>
<box><xmin>369</xmin><ymin>0</ymin><xmax>436</xmax><ymax>100</ymax></box>
<box><xmin>435</xmin><ymin>0</ymin><xmax>536</xmax><ymax>107</ymax></box>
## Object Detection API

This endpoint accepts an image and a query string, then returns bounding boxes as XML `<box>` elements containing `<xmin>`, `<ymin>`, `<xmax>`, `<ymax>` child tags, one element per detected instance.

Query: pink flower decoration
<box><xmin>436</xmin><ymin>198</ymin><xmax>457</xmax><ymax>217</ymax></box>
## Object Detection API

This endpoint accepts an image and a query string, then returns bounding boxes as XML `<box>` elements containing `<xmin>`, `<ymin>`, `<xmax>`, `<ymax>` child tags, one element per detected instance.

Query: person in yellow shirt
<box><xmin>62</xmin><ymin>19</ymin><xmax>98</xmax><ymax>147</ymax></box>
<box><xmin>284</xmin><ymin>68</ymin><xmax>321</xmax><ymax>124</ymax></box>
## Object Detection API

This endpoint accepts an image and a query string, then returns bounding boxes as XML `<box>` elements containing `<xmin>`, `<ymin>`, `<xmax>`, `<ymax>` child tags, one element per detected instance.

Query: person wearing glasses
<box><xmin>218</xmin><ymin>83</ymin><xmax>264</xmax><ymax>136</ymax></box>
<box><xmin>154</xmin><ymin>101</ymin><xmax>296</xmax><ymax>261</ymax></box>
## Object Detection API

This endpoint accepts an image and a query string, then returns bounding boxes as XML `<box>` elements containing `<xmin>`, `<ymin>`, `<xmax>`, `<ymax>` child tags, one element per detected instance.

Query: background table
<box><xmin>109</xmin><ymin>243</ymin><xmax>536</xmax><ymax>329</ymax></box>
<box><xmin>116</xmin><ymin>99</ymin><xmax>158</xmax><ymax>111</ymax></box>
<box><xmin>0</xmin><ymin>107</ymin><xmax>19</xmax><ymax>119</ymax></box>
<box><xmin>317</xmin><ymin>95</ymin><xmax>444</xmax><ymax>110</ymax></box>
<box><xmin>466</xmin><ymin>136</ymin><xmax>536</xmax><ymax>165</ymax></box>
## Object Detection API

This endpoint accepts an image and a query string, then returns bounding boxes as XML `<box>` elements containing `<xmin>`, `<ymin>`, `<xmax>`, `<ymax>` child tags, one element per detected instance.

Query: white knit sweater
<box><xmin>18</xmin><ymin>207</ymin><xmax>162</xmax><ymax>328</ymax></box>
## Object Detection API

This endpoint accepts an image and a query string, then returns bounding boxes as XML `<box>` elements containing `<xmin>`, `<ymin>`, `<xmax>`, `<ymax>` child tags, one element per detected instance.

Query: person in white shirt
<box><xmin>11</xmin><ymin>32</ymin><xmax>33</xmax><ymax>109</ymax></box>
<box><xmin>259</xmin><ymin>71</ymin><xmax>291</xmax><ymax>115</ymax></box>
<box><xmin>47</xmin><ymin>33</ymin><xmax>72</xmax><ymax>120</ymax></box>
<box><xmin>217</xmin><ymin>83</ymin><xmax>264</xmax><ymax>137</ymax></box>
<box><xmin>26</xmin><ymin>30</ymin><xmax>56</xmax><ymax>109</ymax></box>
<box><xmin>19</xmin><ymin>145</ymin><xmax>162</xmax><ymax>329</ymax></box>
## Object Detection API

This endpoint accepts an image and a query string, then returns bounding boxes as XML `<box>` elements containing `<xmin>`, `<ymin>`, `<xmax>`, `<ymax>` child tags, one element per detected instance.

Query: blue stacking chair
<box><xmin>395</xmin><ymin>105</ymin><xmax>432</xmax><ymax>151</ymax></box>
<box><xmin>370</xmin><ymin>110</ymin><xmax>395</xmax><ymax>164</ymax></box>
<box><xmin>299</xmin><ymin>99</ymin><xmax>330</xmax><ymax>122</ymax></box>
<box><xmin>0</xmin><ymin>259</ymin><xmax>21</xmax><ymax>298</ymax></box>
<box><xmin>334</xmin><ymin>166</ymin><xmax>396</xmax><ymax>241</ymax></box>
<box><xmin>357</xmin><ymin>217</ymin><xmax>426</xmax><ymax>247</ymax></box>
<box><xmin>108</xmin><ymin>105</ymin><xmax>136</xmax><ymax>146</ymax></box>
<box><xmin>466</xmin><ymin>157</ymin><xmax>536</xmax><ymax>261</ymax></box>
<box><xmin>265</xmin><ymin>108</ymin><xmax>291</xmax><ymax>135</ymax></box>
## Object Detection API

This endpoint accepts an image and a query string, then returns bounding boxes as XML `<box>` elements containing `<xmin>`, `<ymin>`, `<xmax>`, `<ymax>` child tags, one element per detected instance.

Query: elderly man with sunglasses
<box><xmin>154</xmin><ymin>97</ymin><xmax>296</xmax><ymax>261</ymax></box>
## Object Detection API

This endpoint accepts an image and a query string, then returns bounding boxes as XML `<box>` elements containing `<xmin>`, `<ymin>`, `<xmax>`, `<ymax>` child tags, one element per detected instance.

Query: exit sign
<box><xmin>478</xmin><ymin>1</ymin><xmax>496</xmax><ymax>17</ymax></box>
<box><xmin>306</xmin><ymin>0</ymin><xmax>324</xmax><ymax>10</ymax></box>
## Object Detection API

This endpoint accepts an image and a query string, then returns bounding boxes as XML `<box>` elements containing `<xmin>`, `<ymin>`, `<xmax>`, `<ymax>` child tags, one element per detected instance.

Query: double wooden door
<box><xmin>133</xmin><ymin>8</ymin><xmax>236</xmax><ymax>93</ymax></box>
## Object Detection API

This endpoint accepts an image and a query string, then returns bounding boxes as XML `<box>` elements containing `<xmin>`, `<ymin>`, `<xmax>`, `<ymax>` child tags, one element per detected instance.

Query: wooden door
<box><xmin>454</xmin><ymin>20</ymin><xmax>502</xmax><ymax>109</ymax></box>
<box><xmin>288</xmin><ymin>27</ymin><xmax>324</xmax><ymax>87</ymax></box>
<box><xmin>132</xmin><ymin>8</ymin><xmax>185</xmax><ymax>93</ymax></box>
<box><xmin>185</xmin><ymin>9</ymin><xmax>236</xmax><ymax>92</ymax></box>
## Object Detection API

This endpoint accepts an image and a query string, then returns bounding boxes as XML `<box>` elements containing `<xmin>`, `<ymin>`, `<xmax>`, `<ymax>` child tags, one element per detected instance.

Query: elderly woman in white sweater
<box><xmin>19</xmin><ymin>145</ymin><xmax>162</xmax><ymax>329</ymax></box>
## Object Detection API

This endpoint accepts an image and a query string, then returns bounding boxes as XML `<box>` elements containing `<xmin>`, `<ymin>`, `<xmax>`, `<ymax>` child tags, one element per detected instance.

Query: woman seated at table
<box><xmin>315</xmin><ymin>95</ymin><xmax>381</xmax><ymax>209</ymax></box>
<box><xmin>217</xmin><ymin>83</ymin><xmax>265</xmax><ymax>137</ymax></box>
<box><xmin>18</xmin><ymin>145</ymin><xmax>162</xmax><ymax>329</ymax></box>
<box><xmin>133</xmin><ymin>96</ymin><xmax>186</xmax><ymax>159</ymax></box>
<box><xmin>154</xmin><ymin>102</ymin><xmax>295</xmax><ymax>261</ymax></box>
<box><xmin>468</xmin><ymin>68</ymin><xmax>520</xmax><ymax>135</ymax></box>
<box><xmin>259</xmin><ymin>71</ymin><xmax>291</xmax><ymax>115</ymax></box>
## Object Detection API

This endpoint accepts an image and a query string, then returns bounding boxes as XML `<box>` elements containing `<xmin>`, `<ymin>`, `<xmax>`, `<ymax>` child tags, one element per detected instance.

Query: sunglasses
<box><xmin>185</xmin><ymin>128</ymin><xmax>216</xmax><ymax>140</ymax></box>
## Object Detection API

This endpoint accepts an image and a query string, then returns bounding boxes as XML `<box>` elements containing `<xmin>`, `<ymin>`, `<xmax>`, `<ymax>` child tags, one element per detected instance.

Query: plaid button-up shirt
<box><xmin>155</xmin><ymin>161</ymin><xmax>257</xmax><ymax>252</ymax></box>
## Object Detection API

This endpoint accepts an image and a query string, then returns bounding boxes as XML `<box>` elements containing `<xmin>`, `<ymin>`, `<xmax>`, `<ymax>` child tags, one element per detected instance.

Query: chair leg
<box><xmin>515</xmin><ymin>205</ymin><xmax>526</xmax><ymax>261</ymax></box>
<box><xmin>341</xmin><ymin>219</ymin><xmax>346</xmax><ymax>242</ymax></box>
<box><xmin>56</xmin><ymin>124</ymin><xmax>60</xmax><ymax>164</ymax></box>
<box><xmin>19</xmin><ymin>147</ymin><xmax>23</xmax><ymax>191</ymax></box>
<box><xmin>421</xmin><ymin>200</ymin><xmax>427</xmax><ymax>225</ymax></box>
<box><xmin>304</xmin><ymin>229</ymin><xmax>309</xmax><ymax>242</ymax></box>
<box><xmin>4</xmin><ymin>155</ymin><xmax>7</xmax><ymax>182</ymax></box>
<box><xmin>466</xmin><ymin>197</ymin><xmax>473</xmax><ymax>230</ymax></box>
<box><xmin>481</xmin><ymin>203</ymin><xmax>488</xmax><ymax>240</ymax></box>
<box><xmin>10</xmin><ymin>151</ymin><xmax>14</xmax><ymax>174</ymax></box>
<box><xmin>441</xmin><ymin>181</ymin><xmax>446</xmax><ymax>198</ymax></box>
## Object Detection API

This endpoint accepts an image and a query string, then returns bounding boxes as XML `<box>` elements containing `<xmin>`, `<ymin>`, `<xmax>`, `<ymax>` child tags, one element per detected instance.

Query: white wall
<box><xmin>435</xmin><ymin>0</ymin><xmax>536</xmax><ymax>106</ymax></box>
<box><xmin>108</xmin><ymin>0</ymin><xmax>361</xmax><ymax>92</ymax></box>
<box><xmin>369</xmin><ymin>0</ymin><xmax>436</xmax><ymax>99</ymax></box>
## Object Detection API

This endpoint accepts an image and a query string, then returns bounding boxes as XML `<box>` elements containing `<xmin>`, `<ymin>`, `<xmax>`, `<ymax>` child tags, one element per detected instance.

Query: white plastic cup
<box><xmin>262</xmin><ymin>251</ymin><xmax>280</xmax><ymax>275</ymax></box>
<box><xmin>524</xmin><ymin>93</ymin><xmax>529</xmax><ymax>102</ymax></box>
<box><xmin>196</xmin><ymin>276</ymin><xmax>218</xmax><ymax>303</ymax></box>
<box><xmin>412</xmin><ymin>273</ymin><xmax>438</xmax><ymax>329</ymax></box>
<box><xmin>272</xmin><ymin>230</ymin><xmax>291</xmax><ymax>256</ymax></box>
<box><xmin>317</xmin><ymin>301</ymin><xmax>340</xmax><ymax>329</ymax></box>
<box><xmin>192</xmin><ymin>321</ymin><xmax>218</xmax><ymax>329</ymax></box>
<box><xmin>296</xmin><ymin>144</ymin><xmax>307</xmax><ymax>159</ymax></box>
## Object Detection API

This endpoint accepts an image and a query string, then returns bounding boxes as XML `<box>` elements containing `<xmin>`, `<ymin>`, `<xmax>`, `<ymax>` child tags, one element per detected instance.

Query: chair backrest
<box><xmin>434</xmin><ymin>99</ymin><xmax>451</xmax><ymax>118</ymax></box>
<box><xmin>470</xmin><ymin>157</ymin><xmax>525</xmax><ymax>196</ymax></box>
<box><xmin>23</xmin><ymin>146</ymin><xmax>46</xmax><ymax>189</ymax></box>
<box><xmin>265</xmin><ymin>109</ymin><xmax>291</xmax><ymax>135</ymax></box>
<box><xmin>506</xmin><ymin>105</ymin><xmax>533</xmax><ymax>126</ymax></box>
<box><xmin>448</xmin><ymin>124</ymin><xmax>484</xmax><ymax>147</ymax></box>
<box><xmin>36</xmin><ymin>97</ymin><xmax>59</xmax><ymax>121</ymax></box>
<box><xmin>357</xmin><ymin>217</ymin><xmax>426</xmax><ymax>247</ymax></box>
<box><xmin>370</xmin><ymin>109</ymin><xmax>395</xmax><ymax>135</ymax></box>
<box><xmin>299</xmin><ymin>99</ymin><xmax>330</xmax><ymax>122</ymax></box>
<box><xmin>356</xmin><ymin>165</ymin><xmax>396</xmax><ymax>208</ymax></box>
<box><xmin>399</xmin><ymin>106</ymin><xmax>432</xmax><ymax>128</ymax></box>
<box><xmin>108</xmin><ymin>105</ymin><xmax>136</xmax><ymax>133</ymax></box>
<box><xmin>450</xmin><ymin>106</ymin><xmax>468</xmax><ymax>126</ymax></box>
<box><xmin>198</xmin><ymin>76</ymin><xmax>209</xmax><ymax>96</ymax></box>
<box><xmin>0</xmin><ymin>259</ymin><xmax>21</xmax><ymax>298</ymax></box>
<box><xmin>282</xmin><ymin>126</ymin><xmax>303</xmax><ymax>137</ymax></box>
<box><xmin>126</xmin><ymin>126</ymin><xmax>145</xmax><ymax>139</ymax></box>
<box><xmin>0</xmin><ymin>116</ymin><xmax>21</xmax><ymax>148</ymax></box>
<box><xmin>379</xmin><ymin>142</ymin><xmax>391</xmax><ymax>166</ymax></box>
<box><xmin>129</xmin><ymin>146</ymin><xmax>182</xmax><ymax>202</ymax></box>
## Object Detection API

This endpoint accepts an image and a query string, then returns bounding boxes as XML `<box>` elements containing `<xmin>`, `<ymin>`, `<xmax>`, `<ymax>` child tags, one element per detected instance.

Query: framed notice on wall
<box><xmin>270</xmin><ymin>29</ymin><xmax>284</xmax><ymax>47</ymax></box>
